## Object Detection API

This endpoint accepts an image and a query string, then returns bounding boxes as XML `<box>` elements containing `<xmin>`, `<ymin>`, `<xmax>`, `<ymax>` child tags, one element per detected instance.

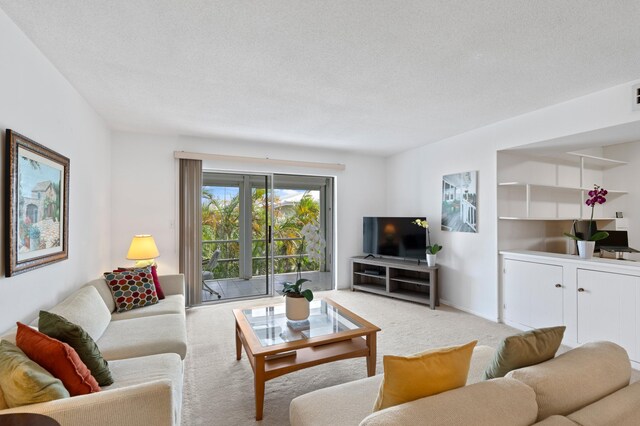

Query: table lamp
<box><xmin>126</xmin><ymin>234</ymin><xmax>160</xmax><ymax>267</ymax></box>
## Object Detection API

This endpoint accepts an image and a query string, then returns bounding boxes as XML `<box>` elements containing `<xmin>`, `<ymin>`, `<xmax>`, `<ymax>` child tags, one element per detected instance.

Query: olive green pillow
<box><xmin>38</xmin><ymin>311</ymin><xmax>113</xmax><ymax>386</ymax></box>
<box><xmin>483</xmin><ymin>326</ymin><xmax>566</xmax><ymax>380</ymax></box>
<box><xmin>0</xmin><ymin>340</ymin><xmax>69</xmax><ymax>407</ymax></box>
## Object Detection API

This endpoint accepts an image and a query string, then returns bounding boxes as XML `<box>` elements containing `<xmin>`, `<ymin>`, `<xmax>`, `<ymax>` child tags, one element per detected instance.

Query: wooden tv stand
<box><xmin>350</xmin><ymin>256</ymin><xmax>439</xmax><ymax>309</ymax></box>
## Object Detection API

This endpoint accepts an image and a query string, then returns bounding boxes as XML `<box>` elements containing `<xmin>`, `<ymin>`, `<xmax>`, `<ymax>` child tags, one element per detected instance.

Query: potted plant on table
<box><xmin>413</xmin><ymin>219</ymin><xmax>442</xmax><ymax>267</ymax></box>
<box><xmin>564</xmin><ymin>184</ymin><xmax>609</xmax><ymax>259</ymax></box>
<box><xmin>282</xmin><ymin>222</ymin><xmax>325</xmax><ymax>321</ymax></box>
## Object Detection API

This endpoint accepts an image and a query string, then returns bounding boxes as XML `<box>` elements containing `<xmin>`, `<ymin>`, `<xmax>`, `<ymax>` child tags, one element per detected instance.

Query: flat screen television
<box><xmin>363</xmin><ymin>217</ymin><xmax>427</xmax><ymax>259</ymax></box>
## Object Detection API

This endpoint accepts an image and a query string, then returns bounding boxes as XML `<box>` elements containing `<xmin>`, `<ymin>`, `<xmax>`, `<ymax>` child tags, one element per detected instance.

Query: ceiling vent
<box><xmin>633</xmin><ymin>83</ymin><xmax>640</xmax><ymax>111</ymax></box>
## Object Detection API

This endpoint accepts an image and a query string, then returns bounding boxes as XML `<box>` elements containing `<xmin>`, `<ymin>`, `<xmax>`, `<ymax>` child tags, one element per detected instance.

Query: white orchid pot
<box><xmin>286</xmin><ymin>295</ymin><xmax>310</xmax><ymax>321</ymax></box>
<box><xmin>577</xmin><ymin>241</ymin><xmax>595</xmax><ymax>259</ymax></box>
<box><xmin>426</xmin><ymin>254</ymin><xmax>437</xmax><ymax>267</ymax></box>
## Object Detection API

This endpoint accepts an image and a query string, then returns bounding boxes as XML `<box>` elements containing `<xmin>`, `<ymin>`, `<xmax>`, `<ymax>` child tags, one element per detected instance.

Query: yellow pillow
<box><xmin>373</xmin><ymin>340</ymin><xmax>477</xmax><ymax>411</ymax></box>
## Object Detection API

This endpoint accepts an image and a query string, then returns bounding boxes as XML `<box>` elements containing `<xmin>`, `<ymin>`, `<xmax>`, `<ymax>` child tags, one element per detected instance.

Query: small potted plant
<box><xmin>564</xmin><ymin>184</ymin><xmax>609</xmax><ymax>259</ymax></box>
<box><xmin>29</xmin><ymin>226</ymin><xmax>41</xmax><ymax>252</ymax></box>
<box><xmin>282</xmin><ymin>222</ymin><xmax>325</xmax><ymax>321</ymax></box>
<box><xmin>413</xmin><ymin>219</ymin><xmax>442</xmax><ymax>267</ymax></box>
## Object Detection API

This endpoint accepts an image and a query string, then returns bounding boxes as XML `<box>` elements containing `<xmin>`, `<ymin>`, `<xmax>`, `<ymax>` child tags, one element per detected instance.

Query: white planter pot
<box><xmin>577</xmin><ymin>241</ymin><xmax>596</xmax><ymax>259</ymax></box>
<box><xmin>426</xmin><ymin>254</ymin><xmax>437</xmax><ymax>267</ymax></box>
<box><xmin>286</xmin><ymin>296</ymin><xmax>310</xmax><ymax>321</ymax></box>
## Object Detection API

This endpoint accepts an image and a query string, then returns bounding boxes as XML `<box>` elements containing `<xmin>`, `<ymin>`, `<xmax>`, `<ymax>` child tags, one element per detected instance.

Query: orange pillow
<box><xmin>15</xmin><ymin>323</ymin><xmax>100</xmax><ymax>396</ymax></box>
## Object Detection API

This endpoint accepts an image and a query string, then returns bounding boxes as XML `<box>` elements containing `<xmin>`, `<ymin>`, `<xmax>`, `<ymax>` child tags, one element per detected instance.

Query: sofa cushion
<box><xmin>506</xmin><ymin>341</ymin><xmax>631</xmax><ymax>421</ymax></box>
<box><xmin>48</xmin><ymin>286</ymin><xmax>111</xmax><ymax>341</ymax></box>
<box><xmin>483</xmin><ymin>326</ymin><xmax>565</xmax><ymax>379</ymax></box>
<box><xmin>289</xmin><ymin>345</ymin><xmax>495</xmax><ymax>426</ymax></box>
<box><xmin>0</xmin><ymin>383</ymin><xmax>6</xmax><ymax>409</ymax></box>
<box><xmin>97</xmin><ymin>313</ymin><xmax>187</xmax><ymax>361</ymax></box>
<box><xmin>0</xmin><ymin>340</ymin><xmax>69</xmax><ymax>407</ymax></box>
<box><xmin>373</xmin><ymin>340</ymin><xmax>477</xmax><ymax>411</ymax></box>
<box><xmin>105</xmin><ymin>353</ymin><xmax>183</xmax><ymax>423</ymax></box>
<box><xmin>16</xmin><ymin>323</ymin><xmax>100</xmax><ymax>396</ymax></box>
<box><xmin>38</xmin><ymin>310</ymin><xmax>113</xmax><ymax>386</ymax></box>
<box><xmin>110</xmin><ymin>295</ymin><xmax>185</xmax><ymax>321</ymax></box>
<box><xmin>566</xmin><ymin>380</ymin><xmax>640</xmax><ymax>426</ymax></box>
<box><xmin>104</xmin><ymin>268</ymin><xmax>159</xmax><ymax>313</ymax></box>
<box><xmin>361</xmin><ymin>378</ymin><xmax>538</xmax><ymax>426</ymax></box>
<box><xmin>84</xmin><ymin>278</ymin><xmax>117</xmax><ymax>313</ymax></box>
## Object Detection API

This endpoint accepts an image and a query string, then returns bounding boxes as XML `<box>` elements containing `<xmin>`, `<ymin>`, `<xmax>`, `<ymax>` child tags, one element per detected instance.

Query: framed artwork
<box><xmin>5</xmin><ymin>130</ymin><xmax>70</xmax><ymax>276</ymax></box>
<box><xmin>441</xmin><ymin>170</ymin><xmax>478</xmax><ymax>233</ymax></box>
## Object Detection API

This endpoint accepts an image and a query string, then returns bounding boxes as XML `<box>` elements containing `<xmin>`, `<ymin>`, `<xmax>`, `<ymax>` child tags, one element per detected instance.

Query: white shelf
<box><xmin>565</xmin><ymin>152</ymin><xmax>628</xmax><ymax>167</ymax></box>
<box><xmin>498</xmin><ymin>182</ymin><xmax>627</xmax><ymax>194</ymax></box>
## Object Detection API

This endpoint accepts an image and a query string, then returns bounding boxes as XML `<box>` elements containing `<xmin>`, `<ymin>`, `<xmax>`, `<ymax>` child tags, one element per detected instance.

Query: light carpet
<box><xmin>181</xmin><ymin>290</ymin><xmax>527</xmax><ymax>426</ymax></box>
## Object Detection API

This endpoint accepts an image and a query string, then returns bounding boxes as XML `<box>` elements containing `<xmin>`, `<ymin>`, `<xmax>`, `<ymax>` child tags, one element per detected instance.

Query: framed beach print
<box><xmin>5</xmin><ymin>130</ymin><xmax>70</xmax><ymax>276</ymax></box>
<box><xmin>441</xmin><ymin>170</ymin><xmax>478</xmax><ymax>233</ymax></box>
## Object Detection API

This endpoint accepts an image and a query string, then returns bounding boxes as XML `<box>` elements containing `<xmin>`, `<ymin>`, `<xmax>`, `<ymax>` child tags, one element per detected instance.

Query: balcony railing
<box><xmin>202</xmin><ymin>237</ymin><xmax>320</xmax><ymax>280</ymax></box>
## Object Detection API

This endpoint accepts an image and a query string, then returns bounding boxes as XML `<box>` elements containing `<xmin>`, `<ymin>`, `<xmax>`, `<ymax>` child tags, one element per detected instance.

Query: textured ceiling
<box><xmin>2</xmin><ymin>1</ymin><xmax>640</xmax><ymax>155</ymax></box>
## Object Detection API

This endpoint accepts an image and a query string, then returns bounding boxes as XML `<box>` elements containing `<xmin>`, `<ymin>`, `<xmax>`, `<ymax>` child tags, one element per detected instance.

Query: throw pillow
<box><xmin>373</xmin><ymin>340</ymin><xmax>477</xmax><ymax>411</ymax></box>
<box><xmin>482</xmin><ymin>326</ymin><xmax>566</xmax><ymax>380</ymax></box>
<box><xmin>15</xmin><ymin>323</ymin><xmax>100</xmax><ymax>396</ymax></box>
<box><xmin>104</xmin><ymin>267</ymin><xmax>159</xmax><ymax>312</ymax></box>
<box><xmin>0</xmin><ymin>340</ymin><xmax>69</xmax><ymax>407</ymax></box>
<box><xmin>114</xmin><ymin>265</ymin><xmax>165</xmax><ymax>299</ymax></box>
<box><xmin>38</xmin><ymin>311</ymin><xmax>114</xmax><ymax>386</ymax></box>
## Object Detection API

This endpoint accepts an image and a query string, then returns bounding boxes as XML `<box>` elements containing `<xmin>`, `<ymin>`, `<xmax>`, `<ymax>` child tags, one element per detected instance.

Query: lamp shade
<box><xmin>126</xmin><ymin>235</ymin><xmax>160</xmax><ymax>260</ymax></box>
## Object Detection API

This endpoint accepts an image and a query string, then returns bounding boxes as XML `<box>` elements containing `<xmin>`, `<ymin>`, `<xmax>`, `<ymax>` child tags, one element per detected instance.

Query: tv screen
<box><xmin>363</xmin><ymin>217</ymin><xmax>427</xmax><ymax>259</ymax></box>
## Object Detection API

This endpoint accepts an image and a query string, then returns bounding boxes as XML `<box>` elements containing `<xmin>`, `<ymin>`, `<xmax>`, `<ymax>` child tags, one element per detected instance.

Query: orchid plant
<box><xmin>564</xmin><ymin>184</ymin><xmax>610</xmax><ymax>242</ymax></box>
<box><xmin>281</xmin><ymin>222</ymin><xmax>326</xmax><ymax>302</ymax></box>
<box><xmin>412</xmin><ymin>219</ymin><xmax>443</xmax><ymax>254</ymax></box>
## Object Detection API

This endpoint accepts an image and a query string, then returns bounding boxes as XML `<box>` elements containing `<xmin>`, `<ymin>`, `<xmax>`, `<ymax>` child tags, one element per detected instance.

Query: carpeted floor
<box><xmin>181</xmin><ymin>290</ymin><xmax>528</xmax><ymax>426</ymax></box>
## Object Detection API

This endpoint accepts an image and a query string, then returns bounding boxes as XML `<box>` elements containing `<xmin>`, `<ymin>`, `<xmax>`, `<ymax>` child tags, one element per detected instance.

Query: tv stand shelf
<box><xmin>351</xmin><ymin>256</ymin><xmax>439</xmax><ymax>309</ymax></box>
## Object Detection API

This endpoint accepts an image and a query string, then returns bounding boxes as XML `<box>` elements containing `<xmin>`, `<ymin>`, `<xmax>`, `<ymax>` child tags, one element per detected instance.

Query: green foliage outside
<box><xmin>202</xmin><ymin>187</ymin><xmax>322</xmax><ymax>279</ymax></box>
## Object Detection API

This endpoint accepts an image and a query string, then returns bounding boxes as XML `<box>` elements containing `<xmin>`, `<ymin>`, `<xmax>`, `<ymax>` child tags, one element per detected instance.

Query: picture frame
<box><xmin>441</xmin><ymin>170</ymin><xmax>478</xmax><ymax>233</ymax></box>
<box><xmin>5</xmin><ymin>130</ymin><xmax>70</xmax><ymax>276</ymax></box>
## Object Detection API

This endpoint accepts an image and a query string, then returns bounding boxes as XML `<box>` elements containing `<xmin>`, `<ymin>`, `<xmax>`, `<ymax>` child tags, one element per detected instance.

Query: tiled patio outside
<box><xmin>201</xmin><ymin>271</ymin><xmax>333</xmax><ymax>302</ymax></box>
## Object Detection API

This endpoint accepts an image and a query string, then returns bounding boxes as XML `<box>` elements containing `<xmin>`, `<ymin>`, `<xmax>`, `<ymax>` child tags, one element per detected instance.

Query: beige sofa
<box><xmin>290</xmin><ymin>341</ymin><xmax>640</xmax><ymax>426</ymax></box>
<box><xmin>0</xmin><ymin>274</ymin><xmax>187</xmax><ymax>426</ymax></box>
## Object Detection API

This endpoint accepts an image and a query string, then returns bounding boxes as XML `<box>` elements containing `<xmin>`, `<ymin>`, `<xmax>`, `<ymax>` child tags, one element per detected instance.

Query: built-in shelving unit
<box><xmin>498</xmin><ymin>152</ymin><xmax>628</xmax><ymax>221</ymax></box>
<box><xmin>351</xmin><ymin>256</ymin><xmax>439</xmax><ymax>309</ymax></box>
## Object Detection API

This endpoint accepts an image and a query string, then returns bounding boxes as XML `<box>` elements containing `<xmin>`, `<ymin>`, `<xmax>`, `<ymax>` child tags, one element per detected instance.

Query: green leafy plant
<box><xmin>281</xmin><ymin>222</ymin><xmax>325</xmax><ymax>302</ymax></box>
<box><xmin>281</xmin><ymin>278</ymin><xmax>313</xmax><ymax>302</ymax></box>
<box><xmin>412</xmin><ymin>219</ymin><xmax>443</xmax><ymax>254</ymax></box>
<box><xmin>563</xmin><ymin>184</ymin><xmax>609</xmax><ymax>242</ymax></box>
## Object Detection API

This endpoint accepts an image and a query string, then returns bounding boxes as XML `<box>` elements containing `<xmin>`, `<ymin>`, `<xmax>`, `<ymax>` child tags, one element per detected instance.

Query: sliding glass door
<box><xmin>201</xmin><ymin>172</ymin><xmax>271</xmax><ymax>302</ymax></box>
<box><xmin>199</xmin><ymin>171</ymin><xmax>334</xmax><ymax>304</ymax></box>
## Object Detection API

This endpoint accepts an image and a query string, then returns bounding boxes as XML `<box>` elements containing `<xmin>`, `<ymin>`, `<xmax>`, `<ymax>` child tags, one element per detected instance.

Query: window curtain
<box><xmin>179</xmin><ymin>159</ymin><xmax>202</xmax><ymax>307</ymax></box>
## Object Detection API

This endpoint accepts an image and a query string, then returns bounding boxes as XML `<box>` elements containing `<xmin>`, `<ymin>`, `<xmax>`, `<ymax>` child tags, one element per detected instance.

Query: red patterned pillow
<box><xmin>114</xmin><ymin>265</ymin><xmax>165</xmax><ymax>299</ymax></box>
<box><xmin>103</xmin><ymin>267</ymin><xmax>159</xmax><ymax>312</ymax></box>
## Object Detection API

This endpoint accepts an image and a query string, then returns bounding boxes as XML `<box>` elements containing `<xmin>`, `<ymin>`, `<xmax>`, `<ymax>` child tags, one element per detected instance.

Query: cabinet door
<box><xmin>577</xmin><ymin>269</ymin><xmax>638</xmax><ymax>361</ymax></box>
<box><xmin>503</xmin><ymin>259</ymin><xmax>563</xmax><ymax>329</ymax></box>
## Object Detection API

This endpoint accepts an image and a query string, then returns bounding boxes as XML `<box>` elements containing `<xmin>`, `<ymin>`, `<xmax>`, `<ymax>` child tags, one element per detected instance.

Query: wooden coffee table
<box><xmin>233</xmin><ymin>298</ymin><xmax>380</xmax><ymax>420</ymax></box>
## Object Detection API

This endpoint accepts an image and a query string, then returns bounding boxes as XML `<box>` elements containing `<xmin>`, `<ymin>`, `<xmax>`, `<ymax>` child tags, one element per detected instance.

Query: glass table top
<box><xmin>241</xmin><ymin>300</ymin><xmax>363</xmax><ymax>347</ymax></box>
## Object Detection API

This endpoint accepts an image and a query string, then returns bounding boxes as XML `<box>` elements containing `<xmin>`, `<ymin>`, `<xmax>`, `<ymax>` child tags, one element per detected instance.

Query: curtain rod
<box><xmin>173</xmin><ymin>151</ymin><xmax>346</xmax><ymax>171</ymax></box>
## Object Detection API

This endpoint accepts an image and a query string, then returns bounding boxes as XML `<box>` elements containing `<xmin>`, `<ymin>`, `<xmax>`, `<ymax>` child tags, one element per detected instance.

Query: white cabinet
<box><xmin>503</xmin><ymin>259</ymin><xmax>563</xmax><ymax>329</ymax></box>
<box><xmin>576</xmin><ymin>269</ymin><xmax>639</xmax><ymax>361</ymax></box>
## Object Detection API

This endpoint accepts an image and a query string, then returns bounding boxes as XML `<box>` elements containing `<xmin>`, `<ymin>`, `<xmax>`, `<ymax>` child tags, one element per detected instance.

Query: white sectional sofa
<box><xmin>291</xmin><ymin>342</ymin><xmax>640</xmax><ymax>426</ymax></box>
<box><xmin>0</xmin><ymin>274</ymin><xmax>187</xmax><ymax>426</ymax></box>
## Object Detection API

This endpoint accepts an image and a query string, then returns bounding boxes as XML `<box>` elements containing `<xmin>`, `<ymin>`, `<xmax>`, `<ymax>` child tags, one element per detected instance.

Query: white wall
<box><xmin>0</xmin><ymin>8</ymin><xmax>112</xmax><ymax>333</ymax></box>
<box><xmin>387</xmin><ymin>79</ymin><xmax>640</xmax><ymax>321</ymax></box>
<box><xmin>110</xmin><ymin>132</ymin><xmax>387</xmax><ymax>289</ymax></box>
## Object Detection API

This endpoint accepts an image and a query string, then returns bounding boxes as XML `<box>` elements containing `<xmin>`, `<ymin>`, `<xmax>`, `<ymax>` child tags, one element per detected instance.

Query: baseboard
<box><xmin>439</xmin><ymin>298</ymin><xmax>499</xmax><ymax>323</ymax></box>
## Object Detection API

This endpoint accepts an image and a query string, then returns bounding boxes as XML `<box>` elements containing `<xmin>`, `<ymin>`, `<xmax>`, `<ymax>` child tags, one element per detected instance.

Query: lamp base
<box><xmin>133</xmin><ymin>259</ymin><xmax>155</xmax><ymax>268</ymax></box>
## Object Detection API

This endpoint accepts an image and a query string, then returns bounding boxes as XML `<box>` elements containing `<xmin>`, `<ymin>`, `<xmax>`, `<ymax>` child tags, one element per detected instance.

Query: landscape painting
<box><xmin>441</xmin><ymin>171</ymin><xmax>478</xmax><ymax>233</ymax></box>
<box><xmin>6</xmin><ymin>130</ymin><xmax>69</xmax><ymax>276</ymax></box>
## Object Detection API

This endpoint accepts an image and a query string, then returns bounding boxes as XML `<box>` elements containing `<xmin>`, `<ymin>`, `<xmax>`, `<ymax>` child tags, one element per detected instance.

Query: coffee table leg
<box><xmin>254</xmin><ymin>356</ymin><xmax>265</xmax><ymax>420</ymax></box>
<box><xmin>366</xmin><ymin>333</ymin><xmax>377</xmax><ymax>376</ymax></box>
<box><xmin>235</xmin><ymin>321</ymin><xmax>242</xmax><ymax>360</ymax></box>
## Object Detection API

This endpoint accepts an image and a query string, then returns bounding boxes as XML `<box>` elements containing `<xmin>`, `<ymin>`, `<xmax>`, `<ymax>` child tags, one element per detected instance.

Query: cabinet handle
<box><xmin>577</xmin><ymin>288</ymin><xmax>585</xmax><ymax>292</ymax></box>
<box><xmin>555</xmin><ymin>284</ymin><xmax>562</xmax><ymax>288</ymax></box>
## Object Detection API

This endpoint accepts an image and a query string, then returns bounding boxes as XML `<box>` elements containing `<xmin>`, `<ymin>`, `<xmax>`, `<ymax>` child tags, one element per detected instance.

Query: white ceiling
<box><xmin>2</xmin><ymin>1</ymin><xmax>640</xmax><ymax>156</ymax></box>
